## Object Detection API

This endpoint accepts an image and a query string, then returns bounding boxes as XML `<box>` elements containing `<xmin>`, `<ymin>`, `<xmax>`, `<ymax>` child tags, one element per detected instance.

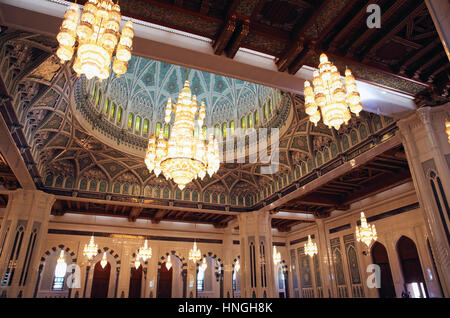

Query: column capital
<box><xmin>417</xmin><ymin>106</ymin><xmax>432</xmax><ymax>126</ymax></box>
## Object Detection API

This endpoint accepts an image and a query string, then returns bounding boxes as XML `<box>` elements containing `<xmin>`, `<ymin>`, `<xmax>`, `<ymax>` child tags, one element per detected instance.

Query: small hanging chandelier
<box><xmin>166</xmin><ymin>255</ymin><xmax>172</xmax><ymax>270</ymax></box>
<box><xmin>201</xmin><ymin>257</ymin><xmax>208</xmax><ymax>271</ymax></box>
<box><xmin>446</xmin><ymin>120</ymin><xmax>450</xmax><ymax>143</ymax></box>
<box><xmin>56</xmin><ymin>0</ymin><xmax>134</xmax><ymax>80</ymax></box>
<box><xmin>100</xmin><ymin>252</ymin><xmax>108</xmax><ymax>269</ymax></box>
<box><xmin>355</xmin><ymin>212</ymin><xmax>377</xmax><ymax>248</ymax></box>
<box><xmin>304</xmin><ymin>235</ymin><xmax>318</xmax><ymax>258</ymax></box>
<box><xmin>304</xmin><ymin>54</ymin><xmax>362</xmax><ymax>130</ymax></box>
<box><xmin>273</xmin><ymin>246</ymin><xmax>281</xmax><ymax>265</ymax></box>
<box><xmin>137</xmin><ymin>239</ymin><xmax>152</xmax><ymax>262</ymax></box>
<box><xmin>189</xmin><ymin>241</ymin><xmax>202</xmax><ymax>263</ymax></box>
<box><xmin>83</xmin><ymin>235</ymin><xmax>98</xmax><ymax>260</ymax></box>
<box><xmin>234</xmin><ymin>259</ymin><xmax>240</xmax><ymax>272</ymax></box>
<box><xmin>145</xmin><ymin>80</ymin><xmax>220</xmax><ymax>190</ymax></box>
<box><xmin>55</xmin><ymin>250</ymin><xmax>67</xmax><ymax>277</ymax></box>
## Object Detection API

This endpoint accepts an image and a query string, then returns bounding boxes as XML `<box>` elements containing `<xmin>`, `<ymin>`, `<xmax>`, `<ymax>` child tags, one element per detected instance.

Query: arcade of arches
<box><xmin>0</xmin><ymin>0</ymin><xmax>449</xmax><ymax>299</ymax></box>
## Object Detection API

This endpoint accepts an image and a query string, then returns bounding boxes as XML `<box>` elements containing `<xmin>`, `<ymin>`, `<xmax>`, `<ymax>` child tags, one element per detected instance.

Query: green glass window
<box><xmin>156</xmin><ymin>122</ymin><xmax>162</xmax><ymax>137</ymax></box>
<box><xmin>110</xmin><ymin>102</ymin><xmax>116</xmax><ymax>119</ymax></box>
<box><xmin>254</xmin><ymin>110</ymin><xmax>259</xmax><ymax>126</ymax></box>
<box><xmin>135</xmin><ymin>116</ymin><xmax>141</xmax><ymax>133</ymax></box>
<box><xmin>128</xmin><ymin>113</ymin><xmax>134</xmax><ymax>130</ymax></box>
<box><xmin>117</xmin><ymin>107</ymin><xmax>122</xmax><ymax>123</ymax></box>
<box><xmin>264</xmin><ymin>104</ymin><xmax>268</xmax><ymax>120</ymax></box>
<box><xmin>248</xmin><ymin>114</ymin><xmax>253</xmax><ymax>128</ymax></box>
<box><xmin>194</xmin><ymin>125</ymin><xmax>199</xmax><ymax>137</ymax></box>
<box><xmin>143</xmin><ymin>119</ymin><xmax>149</xmax><ymax>135</ymax></box>
<box><xmin>268</xmin><ymin>98</ymin><xmax>272</xmax><ymax>114</ymax></box>
<box><xmin>164</xmin><ymin>124</ymin><xmax>170</xmax><ymax>139</ymax></box>
<box><xmin>241</xmin><ymin>117</ymin><xmax>246</xmax><ymax>130</ymax></box>
<box><xmin>92</xmin><ymin>83</ymin><xmax>98</xmax><ymax>100</ymax></box>
<box><xmin>230</xmin><ymin>121</ymin><xmax>235</xmax><ymax>135</ymax></box>
<box><xmin>215</xmin><ymin>124</ymin><xmax>220</xmax><ymax>138</ymax></box>
<box><xmin>105</xmin><ymin>98</ymin><xmax>110</xmax><ymax>115</ymax></box>
<box><xmin>96</xmin><ymin>89</ymin><xmax>102</xmax><ymax>106</ymax></box>
<box><xmin>222</xmin><ymin>123</ymin><xmax>227</xmax><ymax>137</ymax></box>
<box><xmin>202</xmin><ymin>125</ymin><xmax>207</xmax><ymax>139</ymax></box>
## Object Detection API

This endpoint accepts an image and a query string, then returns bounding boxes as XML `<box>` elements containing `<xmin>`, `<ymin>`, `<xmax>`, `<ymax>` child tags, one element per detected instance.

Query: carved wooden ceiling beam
<box><xmin>327</xmin><ymin>0</ymin><xmax>378</xmax><ymax>53</ymax></box>
<box><xmin>346</xmin><ymin>0</ymin><xmax>408</xmax><ymax>58</ymax></box>
<box><xmin>363</xmin><ymin>2</ymin><xmax>427</xmax><ymax>62</ymax></box>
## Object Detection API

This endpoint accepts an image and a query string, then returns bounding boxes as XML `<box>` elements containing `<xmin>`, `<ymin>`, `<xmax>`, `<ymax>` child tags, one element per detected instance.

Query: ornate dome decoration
<box><xmin>87</xmin><ymin>56</ymin><xmax>276</xmax><ymax>126</ymax></box>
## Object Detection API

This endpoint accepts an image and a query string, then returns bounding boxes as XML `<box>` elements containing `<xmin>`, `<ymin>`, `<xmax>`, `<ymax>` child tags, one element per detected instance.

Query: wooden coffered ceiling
<box><xmin>69</xmin><ymin>0</ymin><xmax>448</xmax><ymax>99</ymax></box>
<box><xmin>273</xmin><ymin>144</ymin><xmax>411</xmax><ymax>225</ymax></box>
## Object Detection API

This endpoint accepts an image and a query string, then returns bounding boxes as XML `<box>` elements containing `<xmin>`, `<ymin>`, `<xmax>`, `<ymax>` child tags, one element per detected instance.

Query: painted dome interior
<box><xmin>86</xmin><ymin>56</ymin><xmax>278</xmax><ymax>135</ymax></box>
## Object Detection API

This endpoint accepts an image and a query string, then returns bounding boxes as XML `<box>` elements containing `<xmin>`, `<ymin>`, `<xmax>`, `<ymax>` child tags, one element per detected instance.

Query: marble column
<box><xmin>0</xmin><ymin>189</ymin><xmax>55</xmax><ymax>298</ymax></box>
<box><xmin>222</xmin><ymin>226</ymin><xmax>233</xmax><ymax>298</ymax></box>
<box><xmin>238</xmin><ymin>210</ymin><xmax>276</xmax><ymax>298</ymax></box>
<box><xmin>397</xmin><ymin>105</ymin><xmax>450</xmax><ymax>297</ymax></box>
<box><xmin>315</xmin><ymin>218</ymin><xmax>333</xmax><ymax>297</ymax></box>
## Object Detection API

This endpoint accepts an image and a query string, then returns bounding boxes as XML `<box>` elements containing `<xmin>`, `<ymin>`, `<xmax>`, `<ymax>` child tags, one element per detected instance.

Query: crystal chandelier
<box><xmin>234</xmin><ymin>259</ymin><xmax>240</xmax><ymax>272</ymax></box>
<box><xmin>273</xmin><ymin>246</ymin><xmax>281</xmax><ymax>265</ymax></box>
<box><xmin>355</xmin><ymin>212</ymin><xmax>377</xmax><ymax>248</ymax></box>
<box><xmin>56</xmin><ymin>0</ymin><xmax>134</xmax><ymax>81</ymax></box>
<box><xmin>145</xmin><ymin>80</ymin><xmax>220</xmax><ymax>190</ymax></box>
<box><xmin>189</xmin><ymin>241</ymin><xmax>202</xmax><ymax>263</ymax></box>
<box><xmin>100</xmin><ymin>252</ymin><xmax>108</xmax><ymax>269</ymax></box>
<box><xmin>137</xmin><ymin>240</ymin><xmax>152</xmax><ymax>262</ymax></box>
<box><xmin>83</xmin><ymin>235</ymin><xmax>98</xmax><ymax>260</ymax></box>
<box><xmin>446</xmin><ymin>120</ymin><xmax>450</xmax><ymax>143</ymax></box>
<box><xmin>166</xmin><ymin>255</ymin><xmax>172</xmax><ymax>270</ymax></box>
<box><xmin>304</xmin><ymin>235</ymin><xmax>318</xmax><ymax>258</ymax></box>
<box><xmin>201</xmin><ymin>257</ymin><xmax>208</xmax><ymax>271</ymax></box>
<box><xmin>304</xmin><ymin>54</ymin><xmax>362</xmax><ymax>130</ymax></box>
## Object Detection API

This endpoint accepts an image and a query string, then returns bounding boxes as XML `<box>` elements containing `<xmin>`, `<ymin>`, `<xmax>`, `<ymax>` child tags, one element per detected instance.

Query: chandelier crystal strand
<box><xmin>304</xmin><ymin>54</ymin><xmax>362</xmax><ymax>130</ymax></box>
<box><xmin>355</xmin><ymin>212</ymin><xmax>377</xmax><ymax>248</ymax></box>
<box><xmin>304</xmin><ymin>235</ymin><xmax>318</xmax><ymax>257</ymax></box>
<box><xmin>145</xmin><ymin>80</ymin><xmax>220</xmax><ymax>189</ymax></box>
<box><xmin>56</xmin><ymin>0</ymin><xmax>134</xmax><ymax>81</ymax></box>
<box><xmin>83</xmin><ymin>235</ymin><xmax>98</xmax><ymax>260</ymax></box>
<box><xmin>137</xmin><ymin>239</ymin><xmax>152</xmax><ymax>262</ymax></box>
<box><xmin>273</xmin><ymin>246</ymin><xmax>281</xmax><ymax>264</ymax></box>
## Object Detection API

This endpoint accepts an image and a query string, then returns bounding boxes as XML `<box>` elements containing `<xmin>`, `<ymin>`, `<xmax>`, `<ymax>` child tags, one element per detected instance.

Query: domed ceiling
<box><xmin>0</xmin><ymin>28</ymin><xmax>398</xmax><ymax>213</ymax></box>
<box><xmin>96</xmin><ymin>55</ymin><xmax>275</xmax><ymax>125</ymax></box>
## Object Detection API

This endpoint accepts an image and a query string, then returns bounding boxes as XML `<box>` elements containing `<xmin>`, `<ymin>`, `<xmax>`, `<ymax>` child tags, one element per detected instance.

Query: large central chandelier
<box><xmin>355</xmin><ymin>212</ymin><xmax>377</xmax><ymax>248</ymax></box>
<box><xmin>304</xmin><ymin>235</ymin><xmax>318</xmax><ymax>258</ymax></box>
<box><xmin>145</xmin><ymin>80</ymin><xmax>220</xmax><ymax>190</ymax></box>
<box><xmin>304</xmin><ymin>54</ymin><xmax>362</xmax><ymax>130</ymax></box>
<box><xmin>189</xmin><ymin>241</ymin><xmax>202</xmax><ymax>262</ymax></box>
<box><xmin>56</xmin><ymin>0</ymin><xmax>134</xmax><ymax>80</ymax></box>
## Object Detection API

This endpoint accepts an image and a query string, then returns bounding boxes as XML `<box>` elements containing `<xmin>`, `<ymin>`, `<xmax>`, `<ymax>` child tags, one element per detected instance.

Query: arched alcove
<box><xmin>91</xmin><ymin>261</ymin><xmax>111</xmax><ymax>298</ymax></box>
<box><xmin>157</xmin><ymin>255</ymin><xmax>183</xmax><ymax>298</ymax></box>
<box><xmin>371</xmin><ymin>241</ymin><xmax>396</xmax><ymax>298</ymax></box>
<box><xmin>128</xmin><ymin>265</ymin><xmax>143</xmax><ymax>298</ymax></box>
<box><xmin>396</xmin><ymin>236</ymin><xmax>427</xmax><ymax>298</ymax></box>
